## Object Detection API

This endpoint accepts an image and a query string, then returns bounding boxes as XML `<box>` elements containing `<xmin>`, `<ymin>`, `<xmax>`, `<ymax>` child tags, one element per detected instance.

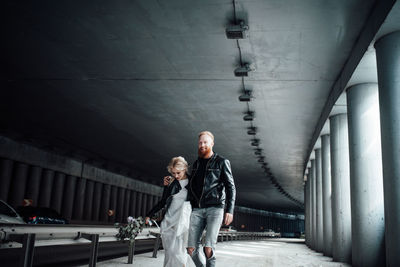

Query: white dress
<box><xmin>160</xmin><ymin>179</ymin><xmax>192</xmax><ymax>267</ymax></box>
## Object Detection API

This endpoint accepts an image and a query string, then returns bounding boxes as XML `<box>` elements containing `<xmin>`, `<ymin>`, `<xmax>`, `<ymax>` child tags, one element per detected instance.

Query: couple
<box><xmin>145</xmin><ymin>131</ymin><xmax>236</xmax><ymax>267</ymax></box>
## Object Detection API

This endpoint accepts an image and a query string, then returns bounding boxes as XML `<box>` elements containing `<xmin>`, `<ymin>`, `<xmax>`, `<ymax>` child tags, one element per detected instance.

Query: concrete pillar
<box><xmin>375</xmin><ymin>31</ymin><xmax>400</xmax><ymax>267</ymax></box>
<box><xmin>135</xmin><ymin>192</ymin><xmax>143</xmax><ymax>217</ymax></box>
<box><xmin>306</xmin><ymin>169</ymin><xmax>312</xmax><ymax>248</ymax></box>
<box><xmin>130</xmin><ymin>191</ymin><xmax>137</xmax><ymax>217</ymax></box>
<box><xmin>123</xmin><ymin>190</ymin><xmax>132</xmax><ymax>221</ymax></box>
<box><xmin>117</xmin><ymin>187</ymin><xmax>126</xmax><ymax>223</ymax></box>
<box><xmin>51</xmin><ymin>172</ymin><xmax>66</xmax><ymax>213</ymax></box>
<box><xmin>73</xmin><ymin>177</ymin><xmax>86</xmax><ymax>221</ymax></box>
<box><xmin>315</xmin><ymin>149</ymin><xmax>324</xmax><ymax>252</ymax></box>
<box><xmin>304</xmin><ymin>179</ymin><xmax>309</xmax><ymax>247</ymax></box>
<box><xmin>9</xmin><ymin>163</ymin><xmax>29</xmax><ymax>207</ymax></box>
<box><xmin>108</xmin><ymin>186</ymin><xmax>118</xmax><ymax>223</ymax></box>
<box><xmin>100</xmin><ymin>184</ymin><xmax>111</xmax><ymax>222</ymax></box>
<box><xmin>310</xmin><ymin>159</ymin><xmax>317</xmax><ymax>250</ymax></box>
<box><xmin>62</xmin><ymin>175</ymin><xmax>77</xmax><ymax>220</ymax></box>
<box><xmin>83</xmin><ymin>180</ymin><xmax>94</xmax><ymax>221</ymax></box>
<box><xmin>330</xmin><ymin>114</ymin><xmax>352</xmax><ymax>263</ymax></box>
<box><xmin>347</xmin><ymin>83</ymin><xmax>385</xmax><ymax>267</ymax></box>
<box><xmin>321</xmin><ymin>135</ymin><xmax>333</xmax><ymax>256</ymax></box>
<box><xmin>38</xmin><ymin>170</ymin><xmax>55</xmax><ymax>207</ymax></box>
<box><xmin>0</xmin><ymin>159</ymin><xmax>14</xmax><ymax>202</ymax></box>
<box><xmin>92</xmin><ymin>182</ymin><xmax>103</xmax><ymax>221</ymax></box>
<box><xmin>26</xmin><ymin>166</ymin><xmax>42</xmax><ymax>207</ymax></box>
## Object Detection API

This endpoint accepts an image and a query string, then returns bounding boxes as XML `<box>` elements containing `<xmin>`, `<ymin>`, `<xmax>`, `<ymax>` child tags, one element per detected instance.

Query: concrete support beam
<box><xmin>347</xmin><ymin>83</ymin><xmax>385</xmax><ymax>267</ymax></box>
<box><xmin>321</xmin><ymin>134</ymin><xmax>332</xmax><ymax>257</ymax></box>
<box><xmin>330</xmin><ymin>114</ymin><xmax>352</xmax><ymax>263</ymax></box>
<box><xmin>315</xmin><ymin>149</ymin><xmax>324</xmax><ymax>252</ymax></box>
<box><xmin>310</xmin><ymin>160</ymin><xmax>317</xmax><ymax>250</ymax></box>
<box><xmin>375</xmin><ymin>31</ymin><xmax>400</xmax><ymax>267</ymax></box>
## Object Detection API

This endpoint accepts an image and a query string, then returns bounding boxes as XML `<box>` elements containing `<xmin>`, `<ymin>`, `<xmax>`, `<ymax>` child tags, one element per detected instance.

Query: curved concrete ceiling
<box><xmin>2</xmin><ymin>0</ymin><xmax>396</xmax><ymax>212</ymax></box>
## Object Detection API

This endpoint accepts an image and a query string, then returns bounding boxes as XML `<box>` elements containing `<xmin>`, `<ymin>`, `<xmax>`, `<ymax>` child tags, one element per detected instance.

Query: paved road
<box><xmin>88</xmin><ymin>238</ymin><xmax>351</xmax><ymax>267</ymax></box>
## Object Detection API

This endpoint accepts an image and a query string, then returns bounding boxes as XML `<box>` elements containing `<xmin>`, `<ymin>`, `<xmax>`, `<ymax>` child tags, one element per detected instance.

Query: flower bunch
<box><xmin>115</xmin><ymin>216</ymin><xmax>145</xmax><ymax>244</ymax></box>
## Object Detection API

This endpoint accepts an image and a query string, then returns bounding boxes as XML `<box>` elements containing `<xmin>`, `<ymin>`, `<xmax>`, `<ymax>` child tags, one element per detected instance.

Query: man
<box><xmin>183</xmin><ymin>131</ymin><xmax>236</xmax><ymax>267</ymax></box>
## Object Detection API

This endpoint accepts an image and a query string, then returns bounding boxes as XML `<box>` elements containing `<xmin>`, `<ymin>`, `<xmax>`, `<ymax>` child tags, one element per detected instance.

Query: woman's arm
<box><xmin>145</xmin><ymin>184</ymin><xmax>170</xmax><ymax>219</ymax></box>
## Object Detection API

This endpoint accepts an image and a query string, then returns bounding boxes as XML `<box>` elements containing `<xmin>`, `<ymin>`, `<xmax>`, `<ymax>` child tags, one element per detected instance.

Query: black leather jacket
<box><xmin>146</xmin><ymin>178</ymin><xmax>187</xmax><ymax>218</ymax></box>
<box><xmin>188</xmin><ymin>153</ymin><xmax>236</xmax><ymax>214</ymax></box>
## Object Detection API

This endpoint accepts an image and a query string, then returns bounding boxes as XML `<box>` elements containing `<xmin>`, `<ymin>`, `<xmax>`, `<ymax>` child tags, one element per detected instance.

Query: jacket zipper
<box><xmin>198</xmin><ymin>154</ymin><xmax>214</xmax><ymax>208</ymax></box>
<box><xmin>190</xmin><ymin>162</ymin><xmax>200</xmax><ymax>206</ymax></box>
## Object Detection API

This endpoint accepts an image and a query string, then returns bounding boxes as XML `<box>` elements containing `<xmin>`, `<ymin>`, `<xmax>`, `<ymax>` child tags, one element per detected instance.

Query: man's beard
<box><xmin>198</xmin><ymin>147</ymin><xmax>213</xmax><ymax>158</ymax></box>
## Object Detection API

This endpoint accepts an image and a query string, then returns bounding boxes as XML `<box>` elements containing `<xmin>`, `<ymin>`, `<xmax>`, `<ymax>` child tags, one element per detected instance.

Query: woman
<box><xmin>145</xmin><ymin>156</ymin><xmax>192</xmax><ymax>267</ymax></box>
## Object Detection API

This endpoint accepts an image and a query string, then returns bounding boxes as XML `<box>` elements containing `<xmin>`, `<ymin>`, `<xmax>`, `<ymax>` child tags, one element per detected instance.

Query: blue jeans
<box><xmin>187</xmin><ymin>207</ymin><xmax>224</xmax><ymax>267</ymax></box>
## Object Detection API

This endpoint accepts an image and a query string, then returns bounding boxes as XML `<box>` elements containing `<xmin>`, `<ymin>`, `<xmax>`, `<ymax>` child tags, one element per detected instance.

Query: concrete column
<box><xmin>117</xmin><ymin>187</ymin><xmax>126</xmax><ymax>223</ymax></box>
<box><xmin>330</xmin><ymin>114</ymin><xmax>352</xmax><ymax>263</ymax></box>
<box><xmin>92</xmin><ymin>182</ymin><xmax>103</xmax><ymax>221</ymax></box>
<box><xmin>306</xmin><ymin>169</ymin><xmax>312</xmax><ymax>248</ymax></box>
<box><xmin>62</xmin><ymin>175</ymin><xmax>77</xmax><ymax>220</ymax></box>
<box><xmin>321</xmin><ymin>135</ymin><xmax>333</xmax><ymax>256</ymax></box>
<box><xmin>108</xmin><ymin>186</ymin><xmax>118</xmax><ymax>223</ymax></box>
<box><xmin>375</xmin><ymin>31</ymin><xmax>400</xmax><ymax>267</ymax></box>
<box><xmin>9</xmin><ymin>163</ymin><xmax>29</xmax><ymax>207</ymax></box>
<box><xmin>310</xmin><ymin>159</ymin><xmax>317</xmax><ymax>250</ymax></box>
<box><xmin>130</xmin><ymin>191</ymin><xmax>137</xmax><ymax>217</ymax></box>
<box><xmin>123</xmin><ymin>190</ymin><xmax>132</xmax><ymax>220</ymax></box>
<box><xmin>83</xmin><ymin>180</ymin><xmax>94</xmax><ymax>221</ymax></box>
<box><xmin>100</xmin><ymin>184</ymin><xmax>111</xmax><ymax>222</ymax></box>
<box><xmin>315</xmin><ymin>149</ymin><xmax>324</xmax><ymax>252</ymax></box>
<box><xmin>73</xmin><ymin>178</ymin><xmax>86</xmax><ymax>221</ymax></box>
<box><xmin>26</xmin><ymin>166</ymin><xmax>42</xmax><ymax>207</ymax></box>
<box><xmin>38</xmin><ymin>170</ymin><xmax>55</xmax><ymax>207</ymax></box>
<box><xmin>304</xmin><ymin>179</ymin><xmax>309</xmax><ymax>247</ymax></box>
<box><xmin>347</xmin><ymin>83</ymin><xmax>385</xmax><ymax>267</ymax></box>
<box><xmin>51</xmin><ymin>172</ymin><xmax>66</xmax><ymax>213</ymax></box>
<box><xmin>0</xmin><ymin>159</ymin><xmax>14</xmax><ymax>202</ymax></box>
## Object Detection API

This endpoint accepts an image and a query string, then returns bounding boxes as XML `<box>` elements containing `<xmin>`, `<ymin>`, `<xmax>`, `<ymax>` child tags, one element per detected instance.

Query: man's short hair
<box><xmin>198</xmin><ymin>131</ymin><xmax>214</xmax><ymax>142</ymax></box>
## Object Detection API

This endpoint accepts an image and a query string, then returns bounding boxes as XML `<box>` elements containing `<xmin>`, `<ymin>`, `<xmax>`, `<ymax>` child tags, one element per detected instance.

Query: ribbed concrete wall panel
<box><xmin>9</xmin><ymin>163</ymin><xmax>29</xmax><ymax>207</ymax></box>
<box><xmin>83</xmin><ymin>179</ymin><xmax>94</xmax><ymax>221</ymax></box>
<box><xmin>38</xmin><ymin>170</ymin><xmax>55</xmax><ymax>207</ymax></box>
<box><xmin>73</xmin><ymin>178</ymin><xmax>87</xmax><ymax>220</ymax></box>
<box><xmin>26</xmin><ymin>166</ymin><xmax>42</xmax><ymax>207</ymax></box>
<box><xmin>62</xmin><ymin>175</ymin><xmax>77</xmax><ymax>220</ymax></box>
<box><xmin>0</xmin><ymin>159</ymin><xmax>14</xmax><ymax>201</ymax></box>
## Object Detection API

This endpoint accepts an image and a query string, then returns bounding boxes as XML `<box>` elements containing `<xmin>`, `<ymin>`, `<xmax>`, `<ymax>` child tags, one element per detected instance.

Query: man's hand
<box><xmin>224</xmin><ymin>213</ymin><xmax>233</xmax><ymax>226</ymax></box>
<box><xmin>163</xmin><ymin>176</ymin><xmax>171</xmax><ymax>186</ymax></box>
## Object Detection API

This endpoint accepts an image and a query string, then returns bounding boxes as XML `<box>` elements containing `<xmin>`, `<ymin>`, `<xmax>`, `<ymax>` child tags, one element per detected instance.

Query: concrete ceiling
<box><xmin>2</xmin><ymin>0</ymin><xmax>395</xmax><ymax>212</ymax></box>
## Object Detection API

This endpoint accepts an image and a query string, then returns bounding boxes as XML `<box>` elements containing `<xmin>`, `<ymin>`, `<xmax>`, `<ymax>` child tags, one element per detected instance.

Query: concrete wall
<box><xmin>0</xmin><ymin>135</ymin><xmax>162</xmax><ymax>224</ymax></box>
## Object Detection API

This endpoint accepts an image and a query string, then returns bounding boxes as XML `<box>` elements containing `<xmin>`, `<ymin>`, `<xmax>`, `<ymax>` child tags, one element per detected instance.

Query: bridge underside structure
<box><xmin>2</xmin><ymin>0</ymin><xmax>400</xmax><ymax>266</ymax></box>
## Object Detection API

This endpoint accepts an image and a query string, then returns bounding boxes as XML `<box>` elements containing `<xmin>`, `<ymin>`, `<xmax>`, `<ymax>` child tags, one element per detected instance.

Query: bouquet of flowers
<box><xmin>115</xmin><ymin>216</ymin><xmax>145</xmax><ymax>245</ymax></box>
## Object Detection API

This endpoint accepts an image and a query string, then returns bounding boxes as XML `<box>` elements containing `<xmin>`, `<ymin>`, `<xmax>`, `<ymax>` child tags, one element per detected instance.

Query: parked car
<box><xmin>263</xmin><ymin>229</ymin><xmax>281</xmax><ymax>237</ymax></box>
<box><xmin>220</xmin><ymin>225</ymin><xmax>237</xmax><ymax>232</ymax></box>
<box><xmin>16</xmin><ymin>206</ymin><xmax>68</xmax><ymax>224</ymax></box>
<box><xmin>0</xmin><ymin>200</ymin><xmax>25</xmax><ymax>224</ymax></box>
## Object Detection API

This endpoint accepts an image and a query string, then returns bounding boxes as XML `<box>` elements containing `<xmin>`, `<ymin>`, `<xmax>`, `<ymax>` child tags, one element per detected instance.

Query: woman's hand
<box><xmin>145</xmin><ymin>217</ymin><xmax>150</xmax><ymax>225</ymax></box>
<box><xmin>163</xmin><ymin>176</ymin><xmax>171</xmax><ymax>186</ymax></box>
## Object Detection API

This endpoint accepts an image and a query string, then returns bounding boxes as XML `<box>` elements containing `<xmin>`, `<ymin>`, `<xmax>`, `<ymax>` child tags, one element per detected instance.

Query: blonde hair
<box><xmin>167</xmin><ymin>156</ymin><xmax>188</xmax><ymax>174</ymax></box>
<box><xmin>198</xmin><ymin>131</ymin><xmax>214</xmax><ymax>142</ymax></box>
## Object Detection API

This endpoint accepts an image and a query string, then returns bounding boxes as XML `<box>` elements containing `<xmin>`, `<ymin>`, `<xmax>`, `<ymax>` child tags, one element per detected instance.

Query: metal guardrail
<box><xmin>217</xmin><ymin>231</ymin><xmax>280</xmax><ymax>242</ymax></box>
<box><xmin>0</xmin><ymin>223</ymin><xmax>160</xmax><ymax>267</ymax></box>
<box><xmin>1</xmin><ymin>223</ymin><xmax>279</xmax><ymax>267</ymax></box>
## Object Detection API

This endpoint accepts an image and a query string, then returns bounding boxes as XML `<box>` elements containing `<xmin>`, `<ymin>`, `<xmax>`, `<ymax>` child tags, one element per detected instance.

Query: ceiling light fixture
<box><xmin>234</xmin><ymin>63</ymin><xmax>254</xmax><ymax>77</ymax></box>
<box><xmin>238</xmin><ymin>90</ymin><xmax>252</xmax><ymax>101</ymax></box>
<box><xmin>247</xmin><ymin>127</ymin><xmax>257</xmax><ymax>135</ymax></box>
<box><xmin>243</xmin><ymin>111</ymin><xmax>254</xmax><ymax>121</ymax></box>
<box><xmin>251</xmin><ymin>138</ymin><xmax>260</xmax><ymax>146</ymax></box>
<box><xmin>225</xmin><ymin>21</ymin><xmax>249</xmax><ymax>39</ymax></box>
